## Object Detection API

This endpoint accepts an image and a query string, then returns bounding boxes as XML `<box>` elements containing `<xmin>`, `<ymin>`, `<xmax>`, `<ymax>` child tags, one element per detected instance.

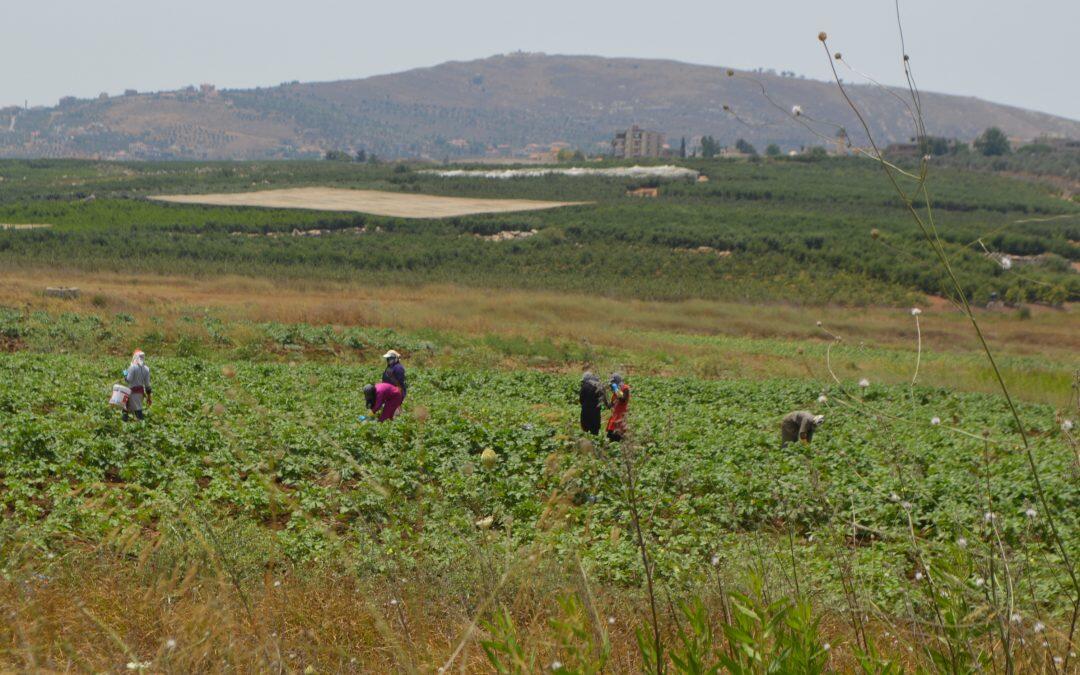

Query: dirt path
<box><xmin>150</xmin><ymin>187</ymin><xmax>586</xmax><ymax>218</ymax></box>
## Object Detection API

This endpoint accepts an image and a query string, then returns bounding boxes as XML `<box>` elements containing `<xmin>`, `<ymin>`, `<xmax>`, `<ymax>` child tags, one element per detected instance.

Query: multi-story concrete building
<box><xmin>612</xmin><ymin>125</ymin><xmax>663</xmax><ymax>158</ymax></box>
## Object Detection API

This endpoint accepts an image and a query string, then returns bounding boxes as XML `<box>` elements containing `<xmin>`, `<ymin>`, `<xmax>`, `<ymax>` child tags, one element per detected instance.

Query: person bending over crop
<box><xmin>364</xmin><ymin>382</ymin><xmax>403</xmax><ymax>422</ymax></box>
<box><xmin>123</xmin><ymin>349</ymin><xmax>151</xmax><ymax>421</ymax></box>
<box><xmin>382</xmin><ymin>350</ymin><xmax>407</xmax><ymax>401</ymax></box>
<box><xmin>579</xmin><ymin>371</ymin><xmax>608</xmax><ymax>435</ymax></box>
<box><xmin>781</xmin><ymin>410</ymin><xmax>824</xmax><ymax>447</ymax></box>
<box><xmin>606</xmin><ymin>373</ymin><xmax>630</xmax><ymax>442</ymax></box>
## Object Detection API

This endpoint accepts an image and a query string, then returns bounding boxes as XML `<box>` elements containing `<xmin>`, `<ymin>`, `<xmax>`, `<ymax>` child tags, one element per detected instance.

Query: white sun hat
<box><xmin>383</xmin><ymin>350</ymin><xmax>401</xmax><ymax>360</ymax></box>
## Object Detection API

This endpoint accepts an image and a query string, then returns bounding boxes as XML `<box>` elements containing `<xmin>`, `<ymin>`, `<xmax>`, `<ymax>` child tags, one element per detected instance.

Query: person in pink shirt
<box><xmin>363</xmin><ymin>382</ymin><xmax>403</xmax><ymax>422</ymax></box>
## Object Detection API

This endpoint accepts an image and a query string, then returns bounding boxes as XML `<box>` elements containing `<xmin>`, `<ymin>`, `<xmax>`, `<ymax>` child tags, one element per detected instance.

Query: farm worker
<box><xmin>122</xmin><ymin>349</ymin><xmax>151</xmax><ymax>421</ymax></box>
<box><xmin>605</xmin><ymin>373</ymin><xmax>631</xmax><ymax>442</ymax></box>
<box><xmin>781</xmin><ymin>411</ymin><xmax>824</xmax><ymax>447</ymax></box>
<box><xmin>364</xmin><ymin>382</ymin><xmax>403</xmax><ymax>422</ymax></box>
<box><xmin>382</xmin><ymin>350</ymin><xmax>407</xmax><ymax>401</ymax></box>
<box><xmin>578</xmin><ymin>371</ymin><xmax>608</xmax><ymax>435</ymax></box>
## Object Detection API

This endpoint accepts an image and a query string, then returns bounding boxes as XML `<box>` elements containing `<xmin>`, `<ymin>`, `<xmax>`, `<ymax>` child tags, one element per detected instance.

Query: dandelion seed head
<box><xmin>273</xmin><ymin>580</ymin><xmax>281</xmax><ymax>587</ymax></box>
<box><xmin>818</xmin><ymin>31</ymin><xmax>828</xmax><ymax>42</ymax></box>
<box><xmin>389</xmin><ymin>598</ymin><xmax>398</xmax><ymax>606</ymax></box>
<box><xmin>1011</xmin><ymin>613</ymin><xmax>1022</xmax><ymax>624</ymax></box>
<box><xmin>914</xmin><ymin>571</ymin><xmax>923</xmax><ymax>581</ymax></box>
<box><xmin>1062</xmin><ymin>419</ymin><xmax>1074</xmax><ymax>432</ymax></box>
<box><xmin>711</xmin><ymin>554</ymin><xmax>720</xmax><ymax>566</ymax></box>
<box><xmin>901</xmin><ymin>501</ymin><xmax>913</xmax><ymax>511</ymax></box>
<box><xmin>1025</xmin><ymin>508</ymin><xmax>1037</xmax><ymax>518</ymax></box>
<box><xmin>984</xmin><ymin>511</ymin><xmax>995</xmax><ymax>522</ymax></box>
<box><xmin>807</xmin><ymin>534</ymin><xmax>815</xmax><ymax>542</ymax></box>
<box><xmin>1055</xmin><ymin>656</ymin><xmax>1064</xmax><ymax>665</ymax></box>
<box><xmin>1000</xmin><ymin>256</ymin><xmax>1013</xmax><ymax>270</ymax></box>
<box><xmin>975</xmin><ymin>577</ymin><xmax>985</xmax><ymax>587</ymax></box>
<box><xmin>551</xmin><ymin>660</ymin><xmax>563</xmax><ymax>671</ymax></box>
<box><xmin>608</xmin><ymin>616</ymin><xmax>616</xmax><ymax>625</ymax></box>
<box><xmin>911</xmin><ymin>307</ymin><xmax>922</xmax><ymax>316</ymax></box>
<box><xmin>815</xmin><ymin>320</ymin><xmax>823</xmax><ymax>327</ymax></box>
<box><xmin>1034</xmin><ymin>621</ymin><xmax>1045</xmax><ymax>633</ymax></box>
<box><xmin>792</xmin><ymin>105</ymin><xmax>803</xmax><ymax>116</ymax></box>
<box><xmin>165</xmin><ymin>638</ymin><xmax>177</xmax><ymax>650</ymax></box>
<box><xmin>889</xmin><ymin>492</ymin><xmax>900</xmax><ymax>502</ymax></box>
<box><xmin>859</xmin><ymin>378</ymin><xmax>870</xmax><ymax>388</ymax></box>
<box><xmin>818</xmin><ymin>394</ymin><xmax>828</xmax><ymax>404</ymax></box>
<box><xmin>931</xmin><ymin>416</ymin><xmax>941</xmax><ymax>426</ymax></box>
<box><xmin>957</xmin><ymin>537</ymin><xmax>967</xmax><ymax>548</ymax></box>
<box><xmin>823</xmin><ymin>642</ymin><xmax>831</xmax><ymax>651</ymax></box>
<box><xmin>834</xmin><ymin>52</ymin><xmax>842</xmax><ymax>60</ymax></box>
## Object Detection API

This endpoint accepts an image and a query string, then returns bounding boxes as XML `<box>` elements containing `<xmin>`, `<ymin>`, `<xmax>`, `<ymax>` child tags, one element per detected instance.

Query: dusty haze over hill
<box><xmin>2</xmin><ymin>53</ymin><xmax>1078</xmax><ymax>161</ymax></box>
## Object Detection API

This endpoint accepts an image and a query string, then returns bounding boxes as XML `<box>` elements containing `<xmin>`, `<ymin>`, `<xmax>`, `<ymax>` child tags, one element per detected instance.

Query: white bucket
<box><xmin>110</xmin><ymin>384</ymin><xmax>131</xmax><ymax>408</ymax></box>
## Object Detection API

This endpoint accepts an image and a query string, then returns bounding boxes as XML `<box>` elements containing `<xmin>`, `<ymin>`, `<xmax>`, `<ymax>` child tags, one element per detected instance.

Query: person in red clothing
<box><xmin>605</xmin><ymin>373</ymin><xmax>630</xmax><ymax>441</ymax></box>
<box><xmin>363</xmin><ymin>382</ymin><xmax>403</xmax><ymax>422</ymax></box>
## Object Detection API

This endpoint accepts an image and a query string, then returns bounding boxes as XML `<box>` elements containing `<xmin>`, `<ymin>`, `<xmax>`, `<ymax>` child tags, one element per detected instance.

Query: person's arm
<box><xmin>145</xmin><ymin>368</ymin><xmax>152</xmax><ymax>406</ymax></box>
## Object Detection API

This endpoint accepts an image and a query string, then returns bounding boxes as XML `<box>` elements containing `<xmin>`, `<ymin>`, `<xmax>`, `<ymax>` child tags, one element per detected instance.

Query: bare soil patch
<box><xmin>150</xmin><ymin>187</ymin><xmax>585</xmax><ymax>219</ymax></box>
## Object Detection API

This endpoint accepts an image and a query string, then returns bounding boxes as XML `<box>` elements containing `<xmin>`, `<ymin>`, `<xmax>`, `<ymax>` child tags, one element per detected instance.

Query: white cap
<box><xmin>813</xmin><ymin>415</ymin><xmax>825</xmax><ymax>425</ymax></box>
<box><xmin>383</xmin><ymin>350</ymin><xmax>401</xmax><ymax>360</ymax></box>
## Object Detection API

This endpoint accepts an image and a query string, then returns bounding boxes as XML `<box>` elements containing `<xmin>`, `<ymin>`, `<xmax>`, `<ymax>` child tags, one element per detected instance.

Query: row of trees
<box><xmin>325</xmin><ymin>149</ymin><xmax>380</xmax><ymax>163</ymax></box>
<box><xmin>688</xmin><ymin>136</ymin><xmax>778</xmax><ymax>158</ymax></box>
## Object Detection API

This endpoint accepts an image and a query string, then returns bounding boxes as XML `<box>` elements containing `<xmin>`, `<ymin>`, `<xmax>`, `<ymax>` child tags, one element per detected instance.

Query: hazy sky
<box><xmin>3</xmin><ymin>0</ymin><xmax>1078</xmax><ymax>120</ymax></box>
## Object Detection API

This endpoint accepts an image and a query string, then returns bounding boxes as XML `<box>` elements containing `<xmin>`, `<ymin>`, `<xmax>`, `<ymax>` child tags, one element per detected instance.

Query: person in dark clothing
<box><xmin>382</xmin><ymin>350</ymin><xmax>407</xmax><ymax>401</ymax></box>
<box><xmin>781</xmin><ymin>411</ymin><xmax>824</xmax><ymax>447</ymax></box>
<box><xmin>579</xmin><ymin>371</ymin><xmax>607</xmax><ymax>435</ymax></box>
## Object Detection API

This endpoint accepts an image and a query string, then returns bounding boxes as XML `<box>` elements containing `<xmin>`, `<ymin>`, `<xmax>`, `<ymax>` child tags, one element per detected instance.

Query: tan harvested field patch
<box><xmin>150</xmin><ymin>187</ymin><xmax>586</xmax><ymax>218</ymax></box>
<box><xmin>0</xmin><ymin>223</ymin><xmax>51</xmax><ymax>230</ymax></box>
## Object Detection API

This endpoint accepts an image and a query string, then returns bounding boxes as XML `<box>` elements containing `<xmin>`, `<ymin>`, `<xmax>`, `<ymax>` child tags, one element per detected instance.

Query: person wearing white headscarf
<box><xmin>123</xmin><ymin>349</ymin><xmax>151</xmax><ymax>421</ymax></box>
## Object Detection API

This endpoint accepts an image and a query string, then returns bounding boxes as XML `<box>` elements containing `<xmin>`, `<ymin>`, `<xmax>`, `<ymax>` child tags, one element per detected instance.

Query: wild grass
<box><xmin>1</xmin><ymin>269</ymin><xmax>1076</xmax><ymax>403</ymax></box>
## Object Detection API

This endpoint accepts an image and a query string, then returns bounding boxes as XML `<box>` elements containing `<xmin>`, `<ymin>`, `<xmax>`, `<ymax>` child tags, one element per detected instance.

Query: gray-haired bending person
<box><xmin>781</xmin><ymin>411</ymin><xmax>823</xmax><ymax>447</ymax></box>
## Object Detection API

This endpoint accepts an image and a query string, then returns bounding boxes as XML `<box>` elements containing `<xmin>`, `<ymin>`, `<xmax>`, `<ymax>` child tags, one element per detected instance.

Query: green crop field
<box><xmin>1</xmin><ymin>157</ymin><xmax>1078</xmax><ymax>672</ymax></box>
<box><xmin>1</xmin><ymin>157</ymin><xmax>1077</xmax><ymax>305</ymax></box>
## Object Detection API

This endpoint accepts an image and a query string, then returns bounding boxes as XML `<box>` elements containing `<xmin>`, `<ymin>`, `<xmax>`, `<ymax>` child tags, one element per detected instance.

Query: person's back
<box><xmin>373</xmin><ymin>381</ymin><xmax>403</xmax><ymax>421</ymax></box>
<box><xmin>781</xmin><ymin>410</ymin><xmax>823</xmax><ymax>446</ymax></box>
<box><xmin>126</xmin><ymin>363</ymin><xmax>150</xmax><ymax>390</ymax></box>
<box><xmin>579</xmin><ymin>372</ymin><xmax>605</xmax><ymax>434</ymax></box>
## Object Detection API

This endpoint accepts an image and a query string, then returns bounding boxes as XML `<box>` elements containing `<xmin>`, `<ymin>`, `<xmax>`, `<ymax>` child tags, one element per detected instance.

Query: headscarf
<box><xmin>363</xmin><ymin>384</ymin><xmax>376</xmax><ymax>409</ymax></box>
<box><xmin>610</xmin><ymin>372</ymin><xmax>624</xmax><ymax>388</ymax></box>
<box><xmin>130</xmin><ymin>350</ymin><xmax>145</xmax><ymax>369</ymax></box>
<box><xmin>582</xmin><ymin>371</ymin><xmax>600</xmax><ymax>386</ymax></box>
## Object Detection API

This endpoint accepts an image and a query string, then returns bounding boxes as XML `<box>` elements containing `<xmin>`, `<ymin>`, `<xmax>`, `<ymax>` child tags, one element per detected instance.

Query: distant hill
<box><xmin>3</xmin><ymin>53</ymin><xmax>1079</xmax><ymax>160</ymax></box>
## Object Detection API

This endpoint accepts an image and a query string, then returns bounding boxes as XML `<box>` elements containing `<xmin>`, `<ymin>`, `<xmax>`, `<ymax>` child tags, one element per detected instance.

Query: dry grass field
<box><xmin>150</xmin><ymin>187</ymin><xmax>586</xmax><ymax>218</ymax></box>
<box><xmin>3</xmin><ymin>269</ymin><xmax>1075</xmax><ymax>403</ymax></box>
